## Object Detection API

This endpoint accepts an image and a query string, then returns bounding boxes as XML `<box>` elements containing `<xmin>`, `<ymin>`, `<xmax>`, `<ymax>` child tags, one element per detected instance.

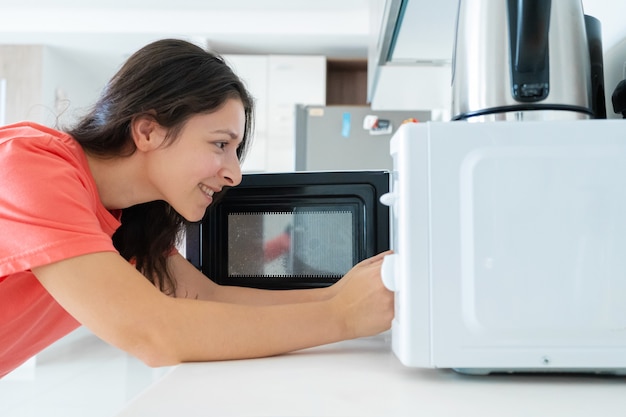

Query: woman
<box><xmin>0</xmin><ymin>39</ymin><xmax>394</xmax><ymax>378</ymax></box>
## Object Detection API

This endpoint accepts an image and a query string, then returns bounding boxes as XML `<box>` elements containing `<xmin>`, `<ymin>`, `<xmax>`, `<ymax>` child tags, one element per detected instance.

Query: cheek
<box><xmin>191</xmin><ymin>154</ymin><xmax>220</xmax><ymax>179</ymax></box>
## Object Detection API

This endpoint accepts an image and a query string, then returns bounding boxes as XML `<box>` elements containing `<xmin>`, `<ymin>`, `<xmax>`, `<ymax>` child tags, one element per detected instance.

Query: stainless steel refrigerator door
<box><xmin>295</xmin><ymin>105</ymin><xmax>429</xmax><ymax>171</ymax></box>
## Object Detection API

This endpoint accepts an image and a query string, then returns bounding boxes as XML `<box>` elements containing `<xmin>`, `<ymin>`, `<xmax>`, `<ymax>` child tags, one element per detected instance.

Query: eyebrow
<box><xmin>211</xmin><ymin>129</ymin><xmax>240</xmax><ymax>140</ymax></box>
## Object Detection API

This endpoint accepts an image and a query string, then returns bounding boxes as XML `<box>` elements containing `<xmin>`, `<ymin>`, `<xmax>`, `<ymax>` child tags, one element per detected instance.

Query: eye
<box><xmin>214</xmin><ymin>141</ymin><xmax>228</xmax><ymax>150</ymax></box>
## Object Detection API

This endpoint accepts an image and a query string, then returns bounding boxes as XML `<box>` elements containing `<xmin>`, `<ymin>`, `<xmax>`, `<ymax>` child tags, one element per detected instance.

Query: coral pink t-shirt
<box><xmin>0</xmin><ymin>122</ymin><xmax>121</xmax><ymax>378</ymax></box>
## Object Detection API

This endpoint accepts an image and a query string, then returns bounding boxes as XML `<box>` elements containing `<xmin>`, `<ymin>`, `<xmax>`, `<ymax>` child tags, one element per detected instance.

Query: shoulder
<box><xmin>0</xmin><ymin>121</ymin><xmax>97</xmax><ymax>206</ymax></box>
<box><xmin>0</xmin><ymin>121</ymin><xmax>67</xmax><ymax>143</ymax></box>
<box><xmin>0</xmin><ymin>122</ymin><xmax>89</xmax><ymax>176</ymax></box>
<box><xmin>0</xmin><ymin>121</ymin><xmax>80</xmax><ymax>156</ymax></box>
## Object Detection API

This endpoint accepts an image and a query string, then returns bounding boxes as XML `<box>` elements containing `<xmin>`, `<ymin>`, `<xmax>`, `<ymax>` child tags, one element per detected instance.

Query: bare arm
<box><xmin>169</xmin><ymin>252</ymin><xmax>393</xmax><ymax>305</ymax></box>
<box><xmin>168</xmin><ymin>252</ymin><xmax>336</xmax><ymax>304</ymax></box>
<box><xmin>32</xmin><ymin>251</ymin><xmax>393</xmax><ymax>367</ymax></box>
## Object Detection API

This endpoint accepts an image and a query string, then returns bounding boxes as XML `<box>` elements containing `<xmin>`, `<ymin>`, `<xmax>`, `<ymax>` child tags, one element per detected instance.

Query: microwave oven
<box><xmin>186</xmin><ymin>170</ymin><xmax>390</xmax><ymax>290</ymax></box>
<box><xmin>381</xmin><ymin>119</ymin><xmax>626</xmax><ymax>374</ymax></box>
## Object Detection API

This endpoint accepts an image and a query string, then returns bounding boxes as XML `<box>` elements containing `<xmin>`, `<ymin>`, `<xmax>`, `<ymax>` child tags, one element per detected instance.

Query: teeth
<box><xmin>199</xmin><ymin>184</ymin><xmax>214</xmax><ymax>197</ymax></box>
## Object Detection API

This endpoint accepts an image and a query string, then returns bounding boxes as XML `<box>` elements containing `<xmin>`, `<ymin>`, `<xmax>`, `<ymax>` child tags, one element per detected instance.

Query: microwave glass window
<box><xmin>227</xmin><ymin>210</ymin><xmax>354</xmax><ymax>278</ymax></box>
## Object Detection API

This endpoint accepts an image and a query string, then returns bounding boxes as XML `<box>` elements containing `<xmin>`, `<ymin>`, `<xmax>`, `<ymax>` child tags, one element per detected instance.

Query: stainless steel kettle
<box><xmin>451</xmin><ymin>0</ymin><xmax>593</xmax><ymax>121</ymax></box>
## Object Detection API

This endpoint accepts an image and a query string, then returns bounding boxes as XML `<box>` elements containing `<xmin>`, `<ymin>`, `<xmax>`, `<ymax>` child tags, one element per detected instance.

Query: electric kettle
<box><xmin>451</xmin><ymin>0</ymin><xmax>594</xmax><ymax>121</ymax></box>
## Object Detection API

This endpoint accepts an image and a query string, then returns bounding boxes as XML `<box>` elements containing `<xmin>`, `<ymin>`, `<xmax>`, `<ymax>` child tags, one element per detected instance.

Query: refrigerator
<box><xmin>295</xmin><ymin>105</ymin><xmax>430</xmax><ymax>171</ymax></box>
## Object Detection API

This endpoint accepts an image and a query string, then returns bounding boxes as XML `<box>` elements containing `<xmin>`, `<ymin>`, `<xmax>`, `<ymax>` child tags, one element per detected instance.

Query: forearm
<box><xmin>206</xmin><ymin>283</ymin><xmax>335</xmax><ymax>305</ymax></box>
<box><xmin>33</xmin><ymin>251</ymin><xmax>391</xmax><ymax>369</ymax></box>
<box><xmin>149</xmin><ymin>296</ymin><xmax>347</xmax><ymax>365</ymax></box>
<box><xmin>155</xmin><ymin>251</ymin><xmax>392</xmax><ymax>364</ymax></box>
<box><xmin>34</xmin><ymin>252</ymin><xmax>348</xmax><ymax>367</ymax></box>
<box><xmin>169</xmin><ymin>253</ymin><xmax>336</xmax><ymax>305</ymax></box>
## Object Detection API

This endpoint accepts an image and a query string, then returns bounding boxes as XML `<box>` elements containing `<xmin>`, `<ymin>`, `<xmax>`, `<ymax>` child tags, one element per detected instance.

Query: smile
<box><xmin>198</xmin><ymin>183</ymin><xmax>215</xmax><ymax>198</ymax></box>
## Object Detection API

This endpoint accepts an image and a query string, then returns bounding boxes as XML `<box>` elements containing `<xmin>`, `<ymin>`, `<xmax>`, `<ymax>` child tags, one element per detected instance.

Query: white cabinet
<box><xmin>224</xmin><ymin>54</ymin><xmax>326</xmax><ymax>172</ymax></box>
<box><xmin>222</xmin><ymin>55</ymin><xmax>269</xmax><ymax>172</ymax></box>
<box><xmin>266</xmin><ymin>55</ymin><xmax>326</xmax><ymax>172</ymax></box>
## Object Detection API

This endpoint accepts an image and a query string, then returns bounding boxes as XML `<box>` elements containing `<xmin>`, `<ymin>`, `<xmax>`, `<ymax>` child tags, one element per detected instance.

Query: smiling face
<box><xmin>145</xmin><ymin>98</ymin><xmax>245</xmax><ymax>222</ymax></box>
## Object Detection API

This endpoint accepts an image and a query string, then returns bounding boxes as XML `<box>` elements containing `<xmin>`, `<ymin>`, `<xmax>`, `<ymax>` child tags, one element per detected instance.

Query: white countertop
<box><xmin>115</xmin><ymin>333</ymin><xmax>626</xmax><ymax>417</ymax></box>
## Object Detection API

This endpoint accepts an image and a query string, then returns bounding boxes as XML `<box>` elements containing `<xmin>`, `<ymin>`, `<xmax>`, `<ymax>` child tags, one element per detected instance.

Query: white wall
<box><xmin>41</xmin><ymin>47</ymin><xmax>107</xmax><ymax>128</ymax></box>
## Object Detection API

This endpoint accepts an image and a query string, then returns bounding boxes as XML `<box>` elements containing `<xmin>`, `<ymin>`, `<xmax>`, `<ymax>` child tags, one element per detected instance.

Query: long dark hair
<box><xmin>67</xmin><ymin>39</ymin><xmax>254</xmax><ymax>295</ymax></box>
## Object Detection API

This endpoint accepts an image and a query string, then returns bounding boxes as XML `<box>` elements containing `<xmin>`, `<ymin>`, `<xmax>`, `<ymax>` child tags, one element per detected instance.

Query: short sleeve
<box><xmin>0</xmin><ymin>126</ymin><xmax>120</xmax><ymax>276</ymax></box>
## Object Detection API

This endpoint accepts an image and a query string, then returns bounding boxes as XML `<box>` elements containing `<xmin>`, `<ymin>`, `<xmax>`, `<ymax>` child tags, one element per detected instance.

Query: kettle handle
<box><xmin>508</xmin><ymin>0</ymin><xmax>551</xmax><ymax>101</ymax></box>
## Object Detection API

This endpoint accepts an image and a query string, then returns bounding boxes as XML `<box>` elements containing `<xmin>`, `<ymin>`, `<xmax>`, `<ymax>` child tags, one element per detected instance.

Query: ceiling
<box><xmin>0</xmin><ymin>0</ymin><xmax>370</xmax><ymax>56</ymax></box>
<box><xmin>0</xmin><ymin>0</ymin><xmax>371</xmax><ymax>80</ymax></box>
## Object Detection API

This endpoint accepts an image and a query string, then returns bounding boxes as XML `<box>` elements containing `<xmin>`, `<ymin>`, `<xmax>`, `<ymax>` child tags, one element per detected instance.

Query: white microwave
<box><xmin>381</xmin><ymin>119</ymin><xmax>626</xmax><ymax>375</ymax></box>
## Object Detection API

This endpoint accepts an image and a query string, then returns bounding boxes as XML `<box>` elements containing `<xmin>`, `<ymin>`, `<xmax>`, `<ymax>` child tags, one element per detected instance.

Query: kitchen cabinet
<box><xmin>222</xmin><ymin>55</ymin><xmax>269</xmax><ymax>172</ymax></box>
<box><xmin>367</xmin><ymin>0</ymin><xmax>456</xmax><ymax>113</ymax></box>
<box><xmin>370</xmin><ymin>64</ymin><xmax>451</xmax><ymax>115</ymax></box>
<box><xmin>224</xmin><ymin>54</ymin><xmax>326</xmax><ymax>173</ymax></box>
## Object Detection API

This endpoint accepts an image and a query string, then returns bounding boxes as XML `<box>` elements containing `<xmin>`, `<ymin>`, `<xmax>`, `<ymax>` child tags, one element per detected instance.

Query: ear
<box><xmin>131</xmin><ymin>114</ymin><xmax>166</xmax><ymax>152</ymax></box>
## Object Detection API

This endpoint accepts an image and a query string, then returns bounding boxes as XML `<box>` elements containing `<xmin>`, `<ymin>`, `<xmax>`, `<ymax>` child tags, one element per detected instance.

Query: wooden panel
<box><xmin>326</xmin><ymin>59</ymin><xmax>367</xmax><ymax>105</ymax></box>
<box><xmin>0</xmin><ymin>45</ymin><xmax>44</xmax><ymax>124</ymax></box>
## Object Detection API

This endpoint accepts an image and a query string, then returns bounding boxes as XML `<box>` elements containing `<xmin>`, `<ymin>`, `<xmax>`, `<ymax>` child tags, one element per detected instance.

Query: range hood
<box><xmin>367</xmin><ymin>0</ymin><xmax>458</xmax><ymax>109</ymax></box>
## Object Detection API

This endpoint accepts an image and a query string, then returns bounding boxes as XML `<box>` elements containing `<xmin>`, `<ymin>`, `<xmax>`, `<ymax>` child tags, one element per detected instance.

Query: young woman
<box><xmin>0</xmin><ymin>39</ymin><xmax>394</xmax><ymax>377</ymax></box>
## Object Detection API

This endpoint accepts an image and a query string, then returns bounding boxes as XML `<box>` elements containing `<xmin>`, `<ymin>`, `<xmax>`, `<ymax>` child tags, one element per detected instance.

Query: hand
<box><xmin>330</xmin><ymin>251</ymin><xmax>394</xmax><ymax>339</ymax></box>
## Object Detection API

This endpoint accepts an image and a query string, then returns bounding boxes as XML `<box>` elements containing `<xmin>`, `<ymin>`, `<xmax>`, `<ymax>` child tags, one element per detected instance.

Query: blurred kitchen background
<box><xmin>1</xmin><ymin>0</ymin><xmax>623</xmax><ymax>174</ymax></box>
<box><xmin>2</xmin><ymin>0</ymin><xmax>626</xmax><ymax>415</ymax></box>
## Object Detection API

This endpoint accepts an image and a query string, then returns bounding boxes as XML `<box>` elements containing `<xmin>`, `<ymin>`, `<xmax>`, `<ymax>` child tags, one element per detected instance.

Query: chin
<box><xmin>186</xmin><ymin>206</ymin><xmax>210</xmax><ymax>223</ymax></box>
<box><xmin>183</xmin><ymin>212</ymin><xmax>205</xmax><ymax>223</ymax></box>
<box><xmin>172</xmin><ymin>200</ymin><xmax>209</xmax><ymax>223</ymax></box>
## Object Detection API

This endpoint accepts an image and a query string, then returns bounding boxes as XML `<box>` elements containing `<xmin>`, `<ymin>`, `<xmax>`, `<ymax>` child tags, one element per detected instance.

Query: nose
<box><xmin>220</xmin><ymin>152</ymin><xmax>243</xmax><ymax>187</ymax></box>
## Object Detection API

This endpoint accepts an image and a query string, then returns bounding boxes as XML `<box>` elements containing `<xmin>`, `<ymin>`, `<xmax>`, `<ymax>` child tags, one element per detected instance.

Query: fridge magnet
<box><xmin>363</xmin><ymin>115</ymin><xmax>392</xmax><ymax>135</ymax></box>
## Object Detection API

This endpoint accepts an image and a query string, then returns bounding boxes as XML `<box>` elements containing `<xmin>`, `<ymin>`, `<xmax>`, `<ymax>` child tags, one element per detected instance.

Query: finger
<box><xmin>358</xmin><ymin>250</ymin><xmax>392</xmax><ymax>266</ymax></box>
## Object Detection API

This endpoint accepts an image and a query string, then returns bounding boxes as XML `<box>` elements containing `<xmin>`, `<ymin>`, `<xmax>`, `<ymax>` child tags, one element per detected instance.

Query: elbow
<box><xmin>136</xmin><ymin>348</ymin><xmax>182</xmax><ymax>369</ymax></box>
<box><xmin>117</xmin><ymin>328</ymin><xmax>184</xmax><ymax>368</ymax></box>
